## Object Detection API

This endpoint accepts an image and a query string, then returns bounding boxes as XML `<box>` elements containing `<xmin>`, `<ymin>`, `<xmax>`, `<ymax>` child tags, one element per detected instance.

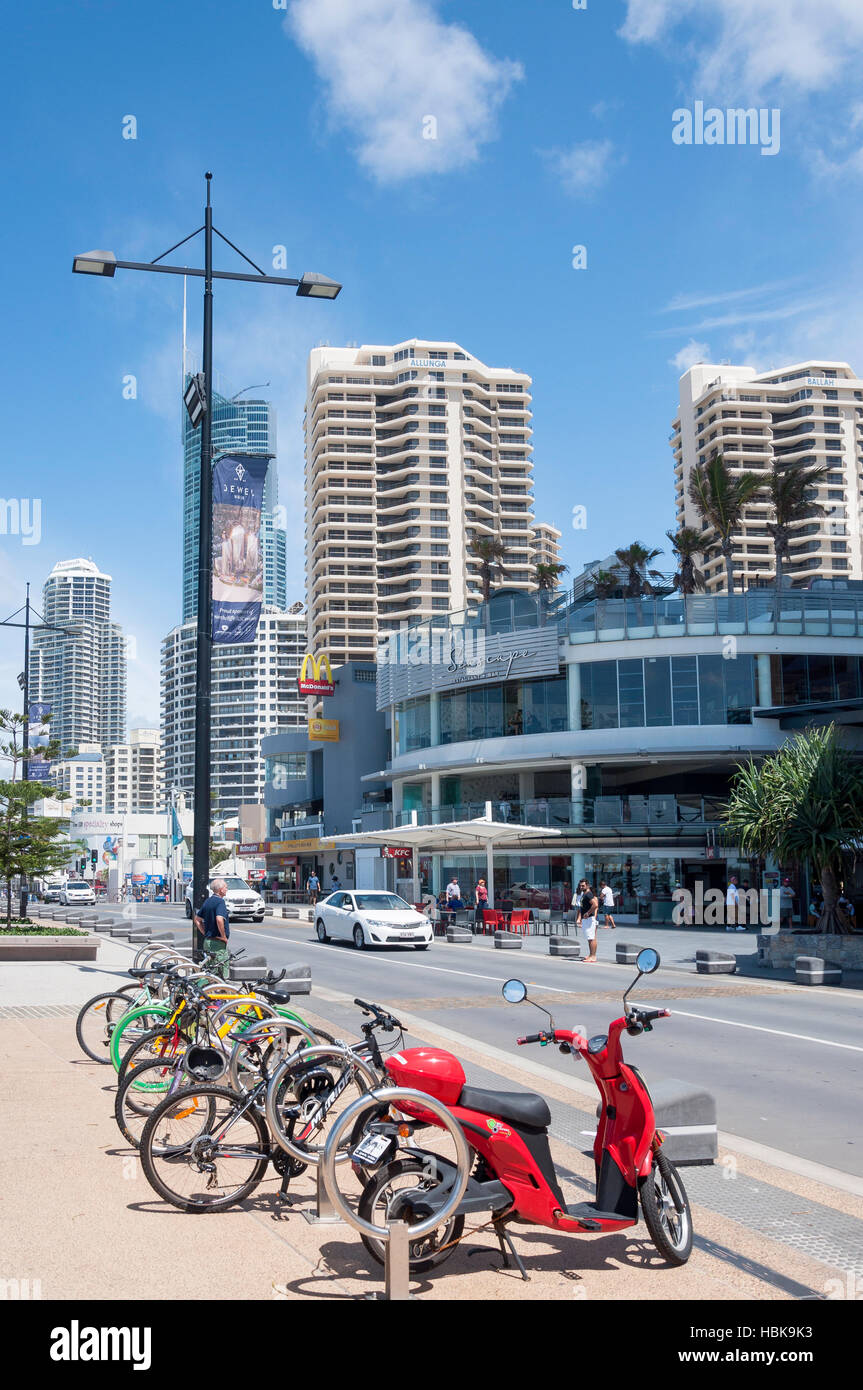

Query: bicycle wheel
<box><xmin>117</xmin><ymin>1026</ymin><xmax>193</xmax><ymax>1096</ymax></box>
<box><xmin>115</xmin><ymin>1057</ymin><xmax>186</xmax><ymax>1147</ymax></box>
<box><xmin>639</xmin><ymin>1150</ymin><xmax>693</xmax><ymax>1265</ymax></box>
<box><xmin>266</xmin><ymin>1045</ymin><xmax>378</xmax><ymax>1165</ymax></box>
<box><xmin>358</xmin><ymin>1157</ymin><xmax>464</xmax><ymax>1272</ymax></box>
<box><xmin>75</xmin><ymin>990</ymin><xmax>141</xmax><ymax>1064</ymax></box>
<box><xmin>109</xmin><ymin>1003</ymin><xmax>172</xmax><ymax>1071</ymax></box>
<box><xmin>139</xmin><ymin>1085</ymin><xmax>270</xmax><ymax>1212</ymax></box>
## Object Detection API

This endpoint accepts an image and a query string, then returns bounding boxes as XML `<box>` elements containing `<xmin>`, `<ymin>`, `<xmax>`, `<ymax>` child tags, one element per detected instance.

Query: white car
<box><xmin>315</xmin><ymin>890</ymin><xmax>432</xmax><ymax>950</ymax></box>
<box><xmin>185</xmin><ymin>875</ymin><xmax>266</xmax><ymax>923</ymax></box>
<box><xmin>60</xmin><ymin>881</ymin><xmax>95</xmax><ymax>906</ymax></box>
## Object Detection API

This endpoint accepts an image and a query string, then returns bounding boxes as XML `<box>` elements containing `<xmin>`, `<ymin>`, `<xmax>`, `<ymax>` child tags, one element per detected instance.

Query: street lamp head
<box><xmin>297</xmin><ymin>271</ymin><xmax>342</xmax><ymax>300</ymax></box>
<box><xmin>72</xmin><ymin>250</ymin><xmax>117</xmax><ymax>277</ymax></box>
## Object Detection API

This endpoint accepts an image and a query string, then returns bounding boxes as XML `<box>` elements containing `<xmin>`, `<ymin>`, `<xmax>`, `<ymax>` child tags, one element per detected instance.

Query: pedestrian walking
<box><xmin>306</xmin><ymin>871</ymin><xmax>320</xmax><ymax>907</ymax></box>
<box><xmin>575</xmin><ymin>880</ymin><xmax>600</xmax><ymax>963</ymax></box>
<box><xmin>599</xmin><ymin>879</ymin><xmax>616</xmax><ymax>929</ymax></box>
<box><xmin>194</xmin><ymin>877</ymin><xmax>230</xmax><ymax>980</ymax></box>
<box><xmin>726</xmin><ymin>875</ymin><xmax>743</xmax><ymax>931</ymax></box>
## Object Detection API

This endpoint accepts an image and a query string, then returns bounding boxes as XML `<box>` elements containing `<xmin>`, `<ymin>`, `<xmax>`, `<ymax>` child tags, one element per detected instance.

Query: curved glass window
<box><xmin>580</xmin><ymin>655</ymin><xmax>756</xmax><ymax>729</ymax></box>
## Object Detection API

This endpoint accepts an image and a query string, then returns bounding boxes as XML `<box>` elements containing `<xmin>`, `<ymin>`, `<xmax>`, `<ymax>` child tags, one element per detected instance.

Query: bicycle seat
<box><xmin>126</xmin><ymin>966</ymin><xmax>165</xmax><ymax>979</ymax></box>
<box><xmin>458</xmin><ymin>1085</ymin><xmax>551</xmax><ymax>1130</ymax></box>
<box><xmin>256</xmin><ymin>988</ymin><xmax>294</xmax><ymax>1004</ymax></box>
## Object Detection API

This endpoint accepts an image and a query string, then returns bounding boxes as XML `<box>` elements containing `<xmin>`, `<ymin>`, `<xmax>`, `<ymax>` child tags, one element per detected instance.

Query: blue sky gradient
<box><xmin>3</xmin><ymin>0</ymin><xmax>863</xmax><ymax>725</ymax></box>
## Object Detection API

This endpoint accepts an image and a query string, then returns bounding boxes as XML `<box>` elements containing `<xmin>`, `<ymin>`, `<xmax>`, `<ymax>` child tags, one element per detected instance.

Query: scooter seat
<box><xmin>459</xmin><ymin>1085</ymin><xmax>551</xmax><ymax>1130</ymax></box>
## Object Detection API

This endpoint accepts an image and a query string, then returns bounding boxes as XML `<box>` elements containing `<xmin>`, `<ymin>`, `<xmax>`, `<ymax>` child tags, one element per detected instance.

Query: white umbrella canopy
<box><xmin>329</xmin><ymin>816</ymin><xmax>561</xmax><ymax>907</ymax></box>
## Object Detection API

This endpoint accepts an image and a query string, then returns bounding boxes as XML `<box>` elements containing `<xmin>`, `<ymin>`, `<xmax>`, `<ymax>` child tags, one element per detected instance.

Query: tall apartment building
<box><xmin>104</xmin><ymin>728</ymin><xmax>164</xmax><ymax>814</ymax></box>
<box><xmin>671</xmin><ymin>361</ymin><xmax>863</xmax><ymax>590</ymax></box>
<box><xmin>49</xmin><ymin>745</ymin><xmax>105</xmax><ymax>812</ymax></box>
<box><xmin>304</xmin><ymin>339</ymin><xmax>560</xmax><ymax>666</ymax></box>
<box><xmin>183</xmin><ymin>383</ymin><xmax>287</xmax><ymax>619</ymax></box>
<box><xmin>161</xmin><ymin>606</ymin><xmax>307</xmax><ymax>817</ymax></box>
<box><xmin>28</xmin><ymin>558</ymin><xmax>126</xmax><ymax>752</ymax></box>
<box><xmin>530</xmin><ymin>522</ymin><xmax>563</xmax><ymax>569</ymax></box>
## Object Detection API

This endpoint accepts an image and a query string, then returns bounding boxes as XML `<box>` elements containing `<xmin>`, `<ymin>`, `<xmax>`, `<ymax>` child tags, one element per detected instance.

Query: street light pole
<box><xmin>192</xmin><ymin>174</ymin><xmax>215</xmax><ymax>957</ymax></box>
<box><xmin>73</xmin><ymin>173</ymin><xmax>342</xmax><ymax>958</ymax></box>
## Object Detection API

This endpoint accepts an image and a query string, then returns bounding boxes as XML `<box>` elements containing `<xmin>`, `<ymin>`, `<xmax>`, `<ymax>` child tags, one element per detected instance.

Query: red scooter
<box><xmin>353</xmin><ymin>947</ymin><xmax>693</xmax><ymax>1277</ymax></box>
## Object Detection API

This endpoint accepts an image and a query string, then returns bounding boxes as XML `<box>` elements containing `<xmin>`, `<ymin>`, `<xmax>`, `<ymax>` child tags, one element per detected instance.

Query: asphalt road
<box><xmin>123</xmin><ymin>905</ymin><xmax>863</xmax><ymax>1178</ymax></box>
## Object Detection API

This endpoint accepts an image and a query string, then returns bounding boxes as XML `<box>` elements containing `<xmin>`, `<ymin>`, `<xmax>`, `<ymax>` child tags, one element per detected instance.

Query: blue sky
<box><xmin>3</xmin><ymin>0</ymin><xmax>863</xmax><ymax>726</ymax></box>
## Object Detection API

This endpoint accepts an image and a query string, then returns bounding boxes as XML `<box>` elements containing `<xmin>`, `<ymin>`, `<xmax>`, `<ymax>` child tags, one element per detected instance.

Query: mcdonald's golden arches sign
<box><xmin>297</xmin><ymin>652</ymin><xmax>335</xmax><ymax>696</ymax></box>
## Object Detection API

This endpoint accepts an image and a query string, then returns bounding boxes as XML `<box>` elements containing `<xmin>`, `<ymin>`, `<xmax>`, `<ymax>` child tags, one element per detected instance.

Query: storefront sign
<box><xmin>309</xmin><ymin>717</ymin><xmax>339</xmax><ymax>741</ymax></box>
<box><xmin>381</xmin><ymin>845</ymin><xmax>413</xmax><ymax>858</ymax></box>
<box><xmin>376</xmin><ymin>624</ymin><xmax>560</xmax><ymax>710</ymax></box>
<box><xmin>239</xmin><ymin>841</ymin><xmax>269</xmax><ymax>855</ymax></box>
<box><xmin>298</xmin><ymin>652</ymin><xmax>335</xmax><ymax>696</ymax></box>
<box><xmin>267</xmin><ymin>838</ymin><xmax>337</xmax><ymax>854</ymax></box>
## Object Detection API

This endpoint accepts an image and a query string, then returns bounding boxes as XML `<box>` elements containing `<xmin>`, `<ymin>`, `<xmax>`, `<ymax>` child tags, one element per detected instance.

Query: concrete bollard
<box><xmin>796</xmin><ymin>955</ymin><xmax>842</xmax><ymax>986</ymax></box>
<box><xmin>549</xmin><ymin>935</ymin><xmax>580</xmax><ymax>958</ymax></box>
<box><xmin>615</xmin><ymin>942</ymin><xmax>640</xmax><ymax>966</ymax></box>
<box><xmin>494</xmin><ymin>931</ymin><xmax>522</xmax><ymax>950</ymax></box>
<box><xmin>446</xmin><ymin>928</ymin><xmax>473</xmax><ymax>943</ymax></box>
<box><xmin>696</xmin><ymin>950</ymin><xmax>737</xmax><ymax>975</ymax></box>
<box><xmin>597</xmin><ymin>1078</ymin><xmax>717</xmax><ymax>1165</ymax></box>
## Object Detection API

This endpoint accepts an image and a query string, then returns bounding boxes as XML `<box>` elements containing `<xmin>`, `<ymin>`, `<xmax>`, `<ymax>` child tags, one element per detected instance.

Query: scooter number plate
<box><xmin>351</xmin><ymin>1133</ymin><xmax>392</xmax><ymax>1166</ymax></box>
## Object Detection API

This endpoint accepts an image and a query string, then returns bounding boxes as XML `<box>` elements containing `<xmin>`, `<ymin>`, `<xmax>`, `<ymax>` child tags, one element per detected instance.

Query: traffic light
<box><xmin>90</xmin><ymin>850</ymin><xmax>98</xmax><ymax>867</ymax></box>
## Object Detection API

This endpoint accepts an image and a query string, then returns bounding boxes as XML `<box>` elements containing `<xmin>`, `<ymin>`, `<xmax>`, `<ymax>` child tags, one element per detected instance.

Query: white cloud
<box><xmin>621</xmin><ymin>0</ymin><xmax>863</xmax><ymax>96</ymax></box>
<box><xmin>542</xmin><ymin>140</ymin><xmax>617</xmax><ymax>197</ymax></box>
<box><xmin>669</xmin><ymin>339</ymin><xmax>712</xmax><ymax>373</ymax></box>
<box><xmin>285</xmin><ymin>0</ymin><xmax>523</xmax><ymax>183</ymax></box>
<box><xmin>661</xmin><ymin>279</ymin><xmax>801</xmax><ymax>313</ymax></box>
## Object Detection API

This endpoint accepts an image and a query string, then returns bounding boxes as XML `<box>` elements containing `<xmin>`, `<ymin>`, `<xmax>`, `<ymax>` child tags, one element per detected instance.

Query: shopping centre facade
<box><xmin>342</xmin><ymin>587</ymin><xmax>863</xmax><ymax>920</ymax></box>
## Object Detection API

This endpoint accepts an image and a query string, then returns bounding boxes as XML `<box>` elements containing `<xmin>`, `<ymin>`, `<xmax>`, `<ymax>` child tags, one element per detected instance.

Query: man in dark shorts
<box><xmin>194</xmin><ymin>878</ymin><xmax>230</xmax><ymax>979</ymax></box>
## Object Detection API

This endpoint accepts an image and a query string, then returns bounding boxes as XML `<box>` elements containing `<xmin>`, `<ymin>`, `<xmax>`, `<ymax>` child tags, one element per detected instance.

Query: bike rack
<box><xmin>320</xmin><ymin>1087</ymin><xmax>471</xmax><ymax>1301</ymax></box>
<box><xmin>264</xmin><ymin>1043</ymin><xmax>380</xmax><ymax>1168</ymax></box>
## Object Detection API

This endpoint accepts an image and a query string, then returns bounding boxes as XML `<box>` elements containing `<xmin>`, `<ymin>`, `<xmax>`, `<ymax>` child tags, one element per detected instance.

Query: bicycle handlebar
<box><xmin>354</xmin><ymin>997</ymin><xmax>403</xmax><ymax>1032</ymax></box>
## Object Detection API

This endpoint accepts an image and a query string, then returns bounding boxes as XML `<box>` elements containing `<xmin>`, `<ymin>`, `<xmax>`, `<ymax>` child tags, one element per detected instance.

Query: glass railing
<box><xmin>385</xmin><ymin>587</ymin><xmax>863</xmax><ymax>653</ymax></box>
<box><xmin>379</xmin><ymin>795</ymin><xmax>726</xmax><ymax>832</ymax></box>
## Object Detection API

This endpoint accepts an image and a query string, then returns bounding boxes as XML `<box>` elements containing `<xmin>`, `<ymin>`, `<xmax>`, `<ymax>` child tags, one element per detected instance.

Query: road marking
<box><xmin>669</xmin><ymin>1009</ymin><xmax>863</xmax><ymax>1053</ymax></box>
<box><xmin>236</xmin><ymin>931</ymin><xmax>863</xmax><ymax>1054</ymax></box>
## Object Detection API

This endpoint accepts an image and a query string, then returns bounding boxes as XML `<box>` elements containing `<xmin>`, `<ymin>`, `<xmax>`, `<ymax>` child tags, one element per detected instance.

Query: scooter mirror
<box><xmin>502</xmin><ymin>978</ymin><xmax>527</xmax><ymax>1004</ymax></box>
<box><xmin>636</xmin><ymin>947</ymin><xmax>660</xmax><ymax>974</ymax></box>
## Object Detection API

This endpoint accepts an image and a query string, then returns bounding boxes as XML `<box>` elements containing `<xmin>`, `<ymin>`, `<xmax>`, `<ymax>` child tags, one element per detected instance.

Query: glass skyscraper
<box><xmin>182</xmin><ymin>382</ymin><xmax>288</xmax><ymax>620</ymax></box>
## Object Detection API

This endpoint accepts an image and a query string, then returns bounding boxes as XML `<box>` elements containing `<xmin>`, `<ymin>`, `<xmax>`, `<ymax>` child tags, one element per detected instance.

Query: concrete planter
<box><xmin>758</xmin><ymin>932</ymin><xmax>863</xmax><ymax>971</ymax></box>
<box><xmin>0</xmin><ymin>932</ymin><xmax>100</xmax><ymax>961</ymax></box>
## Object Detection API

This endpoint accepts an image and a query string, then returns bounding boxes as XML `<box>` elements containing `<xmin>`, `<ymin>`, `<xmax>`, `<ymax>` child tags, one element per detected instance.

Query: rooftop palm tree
<box><xmin>591</xmin><ymin>567</ymin><xmax>621</xmax><ymax>599</ymax></box>
<box><xmin>665</xmin><ymin>527</ymin><xmax>705</xmax><ymax>596</ymax></box>
<box><xmin>469</xmin><ymin>536</ymin><xmax>510</xmax><ymax>603</ymax></box>
<box><xmin>766</xmin><ymin>462</ymin><xmax>829</xmax><ymax>591</ymax></box>
<box><xmin>687</xmin><ymin>451</ymin><xmax>763</xmax><ymax>594</ymax></box>
<box><xmin>534</xmin><ymin>561</ymin><xmax>569</xmax><ymax>592</ymax></box>
<box><xmin>534</xmin><ymin>560</ymin><xmax>569</xmax><ymax>625</ymax></box>
<box><xmin>723</xmin><ymin>724</ymin><xmax>863</xmax><ymax>936</ymax></box>
<box><xmin>613</xmin><ymin>542</ymin><xmax>664</xmax><ymax>598</ymax></box>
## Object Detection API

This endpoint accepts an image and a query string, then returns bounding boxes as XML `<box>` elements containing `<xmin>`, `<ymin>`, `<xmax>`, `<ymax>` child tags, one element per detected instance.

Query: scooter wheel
<box><xmin>639</xmin><ymin>1150</ymin><xmax>693</xmax><ymax>1265</ymax></box>
<box><xmin>357</xmin><ymin>1157</ymin><xmax>464</xmax><ymax>1273</ymax></box>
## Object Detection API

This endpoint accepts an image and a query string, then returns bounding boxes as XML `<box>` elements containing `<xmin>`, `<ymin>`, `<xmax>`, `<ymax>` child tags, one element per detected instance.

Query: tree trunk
<box><xmin>722</xmin><ymin>541</ymin><xmax>735</xmax><ymax>595</ymax></box>
<box><xmin>815</xmin><ymin>864</ymin><xmax>854</xmax><ymax>934</ymax></box>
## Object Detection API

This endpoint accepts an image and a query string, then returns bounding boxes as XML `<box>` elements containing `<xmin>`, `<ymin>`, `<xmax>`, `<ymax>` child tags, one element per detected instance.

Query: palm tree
<box><xmin>687</xmin><ymin>451</ymin><xmax>763</xmax><ymax>594</ymax></box>
<box><xmin>591</xmin><ymin>567</ymin><xmax>621</xmax><ymax>598</ymax></box>
<box><xmin>613</xmin><ymin>542</ymin><xmax>664</xmax><ymax>598</ymax></box>
<box><xmin>469</xmin><ymin>537</ymin><xmax>510</xmax><ymax>603</ymax></box>
<box><xmin>723</xmin><ymin>724</ymin><xmax>863</xmax><ymax>935</ymax></box>
<box><xmin>534</xmin><ymin>560</ymin><xmax>569</xmax><ymax>625</ymax></box>
<box><xmin>534</xmin><ymin>561</ymin><xmax>569</xmax><ymax>592</ymax></box>
<box><xmin>766</xmin><ymin>462</ymin><xmax>829</xmax><ymax>591</ymax></box>
<box><xmin>665</xmin><ymin>527</ymin><xmax>705</xmax><ymax>595</ymax></box>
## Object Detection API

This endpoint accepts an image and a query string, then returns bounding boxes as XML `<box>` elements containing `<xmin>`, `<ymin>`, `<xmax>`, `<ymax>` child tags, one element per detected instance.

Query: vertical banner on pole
<box><xmin>27</xmin><ymin>702</ymin><xmax>52</xmax><ymax>780</ymax></box>
<box><xmin>212</xmin><ymin>455</ymin><xmax>269</xmax><ymax>644</ymax></box>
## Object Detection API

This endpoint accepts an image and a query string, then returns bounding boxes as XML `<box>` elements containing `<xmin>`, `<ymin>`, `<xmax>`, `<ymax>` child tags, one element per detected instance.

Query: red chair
<box><xmin>509</xmin><ymin>909</ymin><xmax>530</xmax><ymax>935</ymax></box>
<box><xmin>482</xmin><ymin>909</ymin><xmax>504</xmax><ymax>934</ymax></box>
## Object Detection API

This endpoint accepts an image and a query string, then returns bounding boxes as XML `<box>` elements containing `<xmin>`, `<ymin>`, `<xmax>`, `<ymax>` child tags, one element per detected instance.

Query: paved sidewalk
<box><xmin>0</xmin><ymin>942</ymin><xmax>856</xmax><ymax>1302</ymax></box>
